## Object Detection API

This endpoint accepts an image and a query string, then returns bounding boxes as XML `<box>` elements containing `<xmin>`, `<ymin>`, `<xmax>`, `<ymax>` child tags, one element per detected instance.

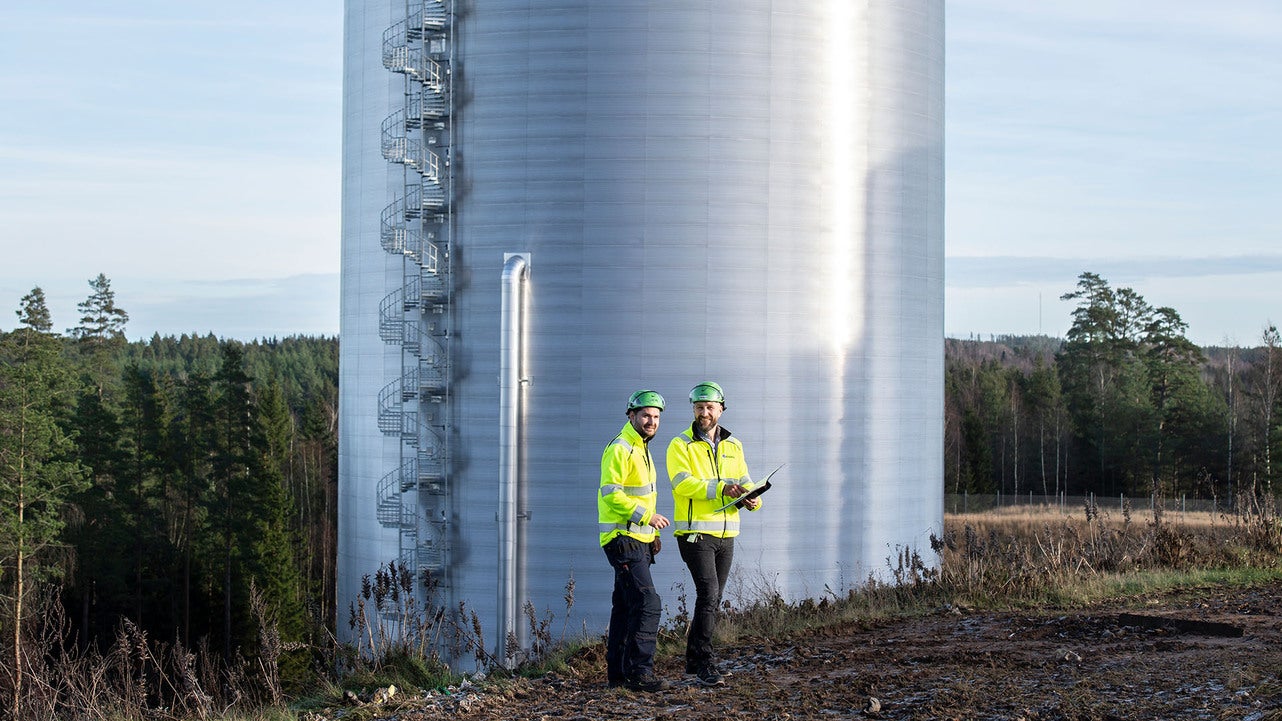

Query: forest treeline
<box><xmin>947</xmin><ymin>272</ymin><xmax>1281</xmax><ymax>503</ymax></box>
<box><xmin>0</xmin><ymin>275</ymin><xmax>338</xmax><ymax>709</ymax></box>
<box><xmin>1</xmin><ymin>270</ymin><xmax>1280</xmax><ymax>711</ymax></box>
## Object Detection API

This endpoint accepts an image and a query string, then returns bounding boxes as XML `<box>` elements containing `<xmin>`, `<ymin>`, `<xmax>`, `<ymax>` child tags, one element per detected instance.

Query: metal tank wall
<box><xmin>340</xmin><ymin>0</ymin><xmax>944</xmax><ymax>654</ymax></box>
<box><xmin>338</xmin><ymin>1</ymin><xmax>405</xmax><ymax>628</ymax></box>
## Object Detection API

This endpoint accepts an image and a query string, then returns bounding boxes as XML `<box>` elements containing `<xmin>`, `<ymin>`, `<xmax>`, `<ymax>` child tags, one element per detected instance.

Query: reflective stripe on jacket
<box><xmin>598</xmin><ymin>420</ymin><xmax>659</xmax><ymax>547</ymax></box>
<box><xmin>666</xmin><ymin>423</ymin><xmax>758</xmax><ymax>538</ymax></box>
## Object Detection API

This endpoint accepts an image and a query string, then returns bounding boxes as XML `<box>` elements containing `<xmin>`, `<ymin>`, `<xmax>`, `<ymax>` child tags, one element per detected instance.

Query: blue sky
<box><xmin>947</xmin><ymin>0</ymin><xmax>1282</xmax><ymax>345</ymax></box>
<box><xmin>2</xmin><ymin>1</ymin><xmax>1279</xmax><ymax>346</ymax></box>
<box><xmin>0</xmin><ymin>1</ymin><xmax>342</xmax><ymax>340</ymax></box>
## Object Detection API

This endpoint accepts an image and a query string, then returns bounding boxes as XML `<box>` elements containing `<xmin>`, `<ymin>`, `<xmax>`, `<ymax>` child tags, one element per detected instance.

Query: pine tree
<box><xmin>68</xmin><ymin>274</ymin><xmax>129</xmax><ymax>345</ymax></box>
<box><xmin>1058</xmin><ymin>273</ymin><xmax>1156</xmax><ymax>494</ymax></box>
<box><xmin>68</xmin><ymin>274</ymin><xmax>130</xmax><ymax>396</ymax></box>
<box><xmin>1142</xmin><ymin>306</ymin><xmax>1222</xmax><ymax>496</ymax></box>
<box><xmin>0</xmin><ymin>301</ymin><xmax>87</xmax><ymax>713</ymax></box>
<box><xmin>17</xmin><ymin>288</ymin><xmax>52</xmax><ymax>333</ymax></box>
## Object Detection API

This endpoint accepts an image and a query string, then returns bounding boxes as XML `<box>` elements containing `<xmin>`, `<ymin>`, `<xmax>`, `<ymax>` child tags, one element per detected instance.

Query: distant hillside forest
<box><xmin>1</xmin><ymin>271</ymin><xmax>1279</xmax><ymax>686</ymax></box>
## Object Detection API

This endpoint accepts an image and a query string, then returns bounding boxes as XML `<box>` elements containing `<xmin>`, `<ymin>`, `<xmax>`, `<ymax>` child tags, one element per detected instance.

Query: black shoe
<box><xmin>624</xmin><ymin>675</ymin><xmax>671</xmax><ymax>692</ymax></box>
<box><xmin>607</xmin><ymin>677</ymin><xmax>625</xmax><ymax>689</ymax></box>
<box><xmin>695</xmin><ymin>665</ymin><xmax>725</xmax><ymax>687</ymax></box>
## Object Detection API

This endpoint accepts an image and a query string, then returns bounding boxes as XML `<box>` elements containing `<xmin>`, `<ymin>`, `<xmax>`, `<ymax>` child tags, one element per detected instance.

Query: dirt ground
<box><xmin>346</xmin><ymin>580</ymin><xmax>1282</xmax><ymax>721</ymax></box>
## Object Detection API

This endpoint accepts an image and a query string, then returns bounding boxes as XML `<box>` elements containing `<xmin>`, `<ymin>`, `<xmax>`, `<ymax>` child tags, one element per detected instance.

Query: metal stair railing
<box><xmin>381</xmin><ymin>188</ymin><xmax>444</xmax><ymax>247</ymax></box>
<box><xmin>378</xmin><ymin>288</ymin><xmax>406</xmax><ymax>345</ymax></box>
<box><xmin>418</xmin><ymin>356</ymin><xmax>447</xmax><ymax>399</ymax></box>
<box><xmin>377</xmin><ymin>377</ymin><xmax>419</xmax><ymax>443</ymax></box>
<box><xmin>382</xmin><ymin>21</ymin><xmax>447</xmax><ymax>87</ymax></box>
<box><xmin>377</xmin><ymin>284</ymin><xmax>435</xmax><ymax>346</ymax></box>
<box><xmin>380</xmin><ymin>108</ymin><xmax>416</xmax><ymax>165</ymax></box>
<box><xmin>410</xmin><ymin>269</ymin><xmax>449</xmax><ymax>305</ymax></box>
<box><xmin>376</xmin><ymin>455</ymin><xmax>446</xmax><ymax>530</ymax></box>
<box><xmin>382</xmin><ymin>126</ymin><xmax>428</xmax><ymax>174</ymax></box>
<box><xmin>408</xmin><ymin>0</ymin><xmax>448</xmax><ymax>36</ymax></box>
<box><xmin>376</xmin><ymin>458</ymin><xmax>417</xmax><ymax>526</ymax></box>
<box><xmin>379</xmin><ymin>205</ymin><xmax>442</xmax><ymax>267</ymax></box>
<box><xmin>378</xmin><ymin>371</ymin><xmax>447</xmax><ymax>443</ymax></box>
<box><xmin>421</xmin><ymin>150</ymin><xmax>444</xmax><ymax>188</ymax></box>
<box><xmin>398</xmin><ymin>545</ymin><xmax>445</xmax><ymax>574</ymax></box>
<box><xmin>383</xmin><ymin>112</ymin><xmax>449</xmax><ymax>183</ymax></box>
<box><xmin>421</xmin><ymin>233</ymin><xmax>441</xmax><ymax>273</ymax></box>
<box><xmin>378</xmin><ymin>280</ymin><xmax>448</xmax><ymax>353</ymax></box>
<box><xmin>403</xmin><ymin>184</ymin><xmax>447</xmax><ymax>218</ymax></box>
<box><xmin>418</xmin><ymin>523</ymin><xmax>446</xmax><ymax>570</ymax></box>
<box><xmin>406</xmin><ymin>90</ymin><xmax>448</xmax><ymax>126</ymax></box>
<box><xmin>379</xmin><ymin>196</ymin><xmax>413</xmax><ymax>258</ymax></box>
<box><xmin>379</xmin><ymin>0</ymin><xmax>454</xmax><ymax>587</ymax></box>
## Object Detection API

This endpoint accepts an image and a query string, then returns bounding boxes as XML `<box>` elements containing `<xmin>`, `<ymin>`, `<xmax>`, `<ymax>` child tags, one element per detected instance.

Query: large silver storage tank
<box><xmin>339</xmin><ymin>0</ymin><xmax>944</xmax><ymax>658</ymax></box>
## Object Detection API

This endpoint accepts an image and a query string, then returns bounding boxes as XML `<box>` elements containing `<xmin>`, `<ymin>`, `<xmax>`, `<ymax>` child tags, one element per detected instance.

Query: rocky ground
<box><xmin>329</xmin><ymin>581</ymin><xmax>1282</xmax><ymax>720</ymax></box>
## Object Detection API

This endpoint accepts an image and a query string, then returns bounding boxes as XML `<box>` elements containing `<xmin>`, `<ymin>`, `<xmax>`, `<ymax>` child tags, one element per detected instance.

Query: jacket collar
<box><xmin>621</xmin><ymin>419</ymin><xmax>652</xmax><ymax>447</ymax></box>
<box><xmin>688</xmin><ymin>421</ymin><xmax>732</xmax><ymax>444</ymax></box>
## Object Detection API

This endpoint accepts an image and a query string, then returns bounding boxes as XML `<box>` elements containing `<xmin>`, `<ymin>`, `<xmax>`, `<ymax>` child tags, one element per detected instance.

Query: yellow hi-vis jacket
<box><xmin>598</xmin><ymin>420</ymin><xmax>661</xmax><ymax>547</ymax></box>
<box><xmin>666</xmin><ymin>423</ymin><xmax>759</xmax><ymax>538</ymax></box>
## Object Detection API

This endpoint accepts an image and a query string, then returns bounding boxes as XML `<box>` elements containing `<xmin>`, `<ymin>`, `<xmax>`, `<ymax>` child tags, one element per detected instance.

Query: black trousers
<box><xmin>676</xmin><ymin>533</ymin><xmax>734</xmax><ymax>669</ymax></box>
<box><xmin>603</xmin><ymin>536</ymin><xmax>661</xmax><ymax>682</ymax></box>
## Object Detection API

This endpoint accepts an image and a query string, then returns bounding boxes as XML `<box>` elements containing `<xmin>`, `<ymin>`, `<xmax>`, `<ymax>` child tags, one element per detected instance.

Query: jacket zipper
<box><xmin>706</xmin><ymin>443</ymin><xmax>729</xmax><ymax>534</ymax></box>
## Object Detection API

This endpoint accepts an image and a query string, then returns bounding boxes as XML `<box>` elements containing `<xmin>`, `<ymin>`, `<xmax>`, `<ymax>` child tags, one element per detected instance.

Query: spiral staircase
<box><xmin>374</xmin><ymin>0</ymin><xmax>454</xmax><ymax>584</ymax></box>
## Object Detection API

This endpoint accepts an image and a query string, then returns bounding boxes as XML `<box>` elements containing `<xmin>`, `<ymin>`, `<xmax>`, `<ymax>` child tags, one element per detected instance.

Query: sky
<box><xmin>1</xmin><ymin>1</ymin><xmax>1279</xmax><ymax>347</ymax></box>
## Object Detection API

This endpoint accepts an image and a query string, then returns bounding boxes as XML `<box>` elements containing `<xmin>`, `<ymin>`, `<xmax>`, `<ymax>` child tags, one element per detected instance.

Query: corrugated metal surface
<box><xmin>338</xmin><ymin>0</ymin><xmax>403</xmax><ymax>621</ymax></box>
<box><xmin>340</xmin><ymin>0</ymin><xmax>944</xmax><ymax>651</ymax></box>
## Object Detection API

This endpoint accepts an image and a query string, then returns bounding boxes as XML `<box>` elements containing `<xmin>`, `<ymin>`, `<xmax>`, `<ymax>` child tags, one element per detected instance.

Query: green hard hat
<box><xmin>689</xmin><ymin>381</ymin><xmax>725</xmax><ymax>405</ymax></box>
<box><xmin>627</xmin><ymin>389</ymin><xmax>665</xmax><ymax>412</ymax></box>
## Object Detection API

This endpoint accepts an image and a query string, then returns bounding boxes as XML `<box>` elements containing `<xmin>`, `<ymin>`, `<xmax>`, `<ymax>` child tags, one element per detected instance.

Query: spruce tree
<box><xmin>213</xmin><ymin>342</ymin><xmax>254</xmax><ymax>662</ymax></box>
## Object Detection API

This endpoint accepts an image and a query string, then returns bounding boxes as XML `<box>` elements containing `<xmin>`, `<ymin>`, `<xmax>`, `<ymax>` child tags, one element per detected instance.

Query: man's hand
<box><xmin>649</xmin><ymin>513</ymin><xmax>671</xmax><ymax>530</ymax></box>
<box><xmin>723</xmin><ymin>483</ymin><xmax>746</xmax><ymax>498</ymax></box>
<box><xmin>741</xmin><ymin>496</ymin><xmax>760</xmax><ymax>511</ymax></box>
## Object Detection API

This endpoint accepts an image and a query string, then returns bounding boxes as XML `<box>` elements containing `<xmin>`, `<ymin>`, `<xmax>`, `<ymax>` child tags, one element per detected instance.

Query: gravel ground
<box><xmin>323</xmin><ymin>581</ymin><xmax>1282</xmax><ymax>720</ymax></box>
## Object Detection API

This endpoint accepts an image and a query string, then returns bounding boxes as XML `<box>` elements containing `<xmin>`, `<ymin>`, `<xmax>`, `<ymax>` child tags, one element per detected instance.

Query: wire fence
<box><xmin>944</xmin><ymin>491</ymin><xmax>1245</xmax><ymax>517</ymax></box>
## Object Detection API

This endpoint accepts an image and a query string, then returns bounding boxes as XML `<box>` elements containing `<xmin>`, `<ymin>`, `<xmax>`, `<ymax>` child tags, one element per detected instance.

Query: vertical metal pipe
<box><xmin>497</xmin><ymin>253</ymin><xmax>529</xmax><ymax>666</ymax></box>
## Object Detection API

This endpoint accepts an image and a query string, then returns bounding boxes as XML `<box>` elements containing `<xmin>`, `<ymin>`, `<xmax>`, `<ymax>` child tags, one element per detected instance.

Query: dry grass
<box><xmin>6</xmin><ymin>496</ymin><xmax>1281</xmax><ymax>720</ymax></box>
<box><xmin>707</xmin><ymin>493</ymin><xmax>1282</xmax><ymax>646</ymax></box>
<box><xmin>931</xmin><ymin>494</ymin><xmax>1282</xmax><ymax>608</ymax></box>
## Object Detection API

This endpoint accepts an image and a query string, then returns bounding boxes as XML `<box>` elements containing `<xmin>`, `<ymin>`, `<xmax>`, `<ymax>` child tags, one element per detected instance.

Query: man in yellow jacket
<box><xmin>667</xmin><ymin>381</ymin><xmax>760</xmax><ymax>686</ymax></box>
<box><xmin>599</xmin><ymin>390</ymin><xmax>671</xmax><ymax>692</ymax></box>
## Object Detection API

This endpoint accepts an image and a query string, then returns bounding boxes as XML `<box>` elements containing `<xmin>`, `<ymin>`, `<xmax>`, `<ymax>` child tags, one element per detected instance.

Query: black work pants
<box><xmin>676</xmin><ymin>533</ymin><xmax>734</xmax><ymax>669</ymax></box>
<box><xmin>603</xmin><ymin>536</ymin><xmax>660</xmax><ymax>682</ymax></box>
